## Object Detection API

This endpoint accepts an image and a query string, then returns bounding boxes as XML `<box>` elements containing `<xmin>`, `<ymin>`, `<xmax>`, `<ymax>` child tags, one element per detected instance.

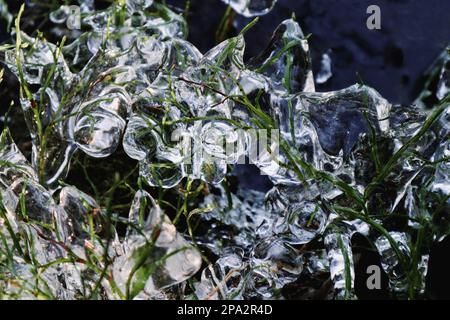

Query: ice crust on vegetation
<box><xmin>0</xmin><ymin>0</ymin><xmax>449</xmax><ymax>299</ymax></box>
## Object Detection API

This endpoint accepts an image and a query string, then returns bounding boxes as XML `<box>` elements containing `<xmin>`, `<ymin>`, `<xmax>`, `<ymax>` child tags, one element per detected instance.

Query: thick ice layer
<box><xmin>248</xmin><ymin>19</ymin><xmax>315</xmax><ymax>94</ymax></box>
<box><xmin>374</xmin><ymin>232</ymin><xmax>410</xmax><ymax>293</ymax></box>
<box><xmin>195</xmin><ymin>249</ymin><xmax>246</xmax><ymax>300</ymax></box>
<box><xmin>1</xmin><ymin>0</ymin><xmax>448</xmax><ymax>301</ymax></box>
<box><xmin>0</xmin><ymin>129</ymin><xmax>38</xmax><ymax>189</ymax></box>
<box><xmin>112</xmin><ymin>190</ymin><xmax>202</xmax><ymax>299</ymax></box>
<box><xmin>74</xmin><ymin>103</ymin><xmax>127</xmax><ymax>158</ymax></box>
<box><xmin>249</xmin><ymin>237</ymin><xmax>303</xmax><ymax>299</ymax></box>
<box><xmin>299</xmin><ymin>85</ymin><xmax>391</xmax><ymax>156</ymax></box>
<box><xmin>324</xmin><ymin>232</ymin><xmax>355</xmax><ymax>299</ymax></box>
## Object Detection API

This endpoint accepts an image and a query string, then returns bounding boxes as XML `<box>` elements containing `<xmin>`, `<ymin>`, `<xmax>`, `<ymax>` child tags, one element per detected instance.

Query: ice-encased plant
<box><xmin>0</xmin><ymin>0</ymin><xmax>449</xmax><ymax>300</ymax></box>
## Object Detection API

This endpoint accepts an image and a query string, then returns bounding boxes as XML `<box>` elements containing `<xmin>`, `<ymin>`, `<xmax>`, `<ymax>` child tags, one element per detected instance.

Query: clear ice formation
<box><xmin>316</xmin><ymin>52</ymin><xmax>333</xmax><ymax>84</ymax></box>
<box><xmin>415</xmin><ymin>48</ymin><xmax>450</xmax><ymax>109</ymax></box>
<box><xmin>324</xmin><ymin>232</ymin><xmax>354</xmax><ymax>299</ymax></box>
<box><xmin>248</xmin><ymin>18</ymin><xmax>315</xmax><ymax>94</ymax></box>
<box><xmin>112</xmin><ymin>190</ymin><xmax>202</xmax><ymax>299</ymax></box>
<box><xmin>0</xmin><ymin>129</ymin><xmax>38</xmax><ymax>188</ymax></box>
<box><xmin>249</xmin><ymin>237</ymin><xmax>303</xmax><ymax>298</ymax></box>
<box><xmin>1</xmin><ymin>0</ymin><xmax>449</xmax><ymax>300</ymax></box>
<box><xmin>0</xmin><ymin>130</ymin><xmax>201</xmax><ymax>299</ymax></box>
<box><xmin>195</xmin><ymin>248</ymin><xmax>246</xmax><ymax>299</ymax></box>
<box><xmin>436</xmin><ymin>55</ymin><xmax>450</xmax><ymax>101</ymax></box>
<box><xmin>221</xmin><ymin>0</ymin><xmax>278</xmax><ymax>17</ymax></box>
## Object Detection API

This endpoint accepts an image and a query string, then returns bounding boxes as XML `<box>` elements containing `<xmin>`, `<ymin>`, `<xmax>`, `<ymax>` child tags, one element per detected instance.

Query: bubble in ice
<box><xmin>249</xmin><ymin>237</ymin><xmax>303</xmax><ymax>298</ymax></box>
<box><xmin>164</xmin><ymin>38</ymin><xmax>203</xmax><ymax>72</ymax></box>
<box><xmin>282</xmin><ymin>201</ymin><xmax>328</xmax><ymax>245</ymax></box>
<box><xmin>50</xmin><ymin>5</ymin><xmax>71</xmax><ymax>24</ymax></box>
<box><xmin>123</xmin><ymin>114</ymin><xmax>159</xmax><ymax>161</ymax></box>
<box><xmin>74</xmin><ymin>100</ymin><xmax>127</xmax><ymax>158</ymax></box>
<box><xmin>248</xmin><ymin>19</ymin><xmax>314</xmax><ymax>93</ymax></box>
<box><xmin>117</xmin><ymin>35</ymin><xmax>168</xmax><ymax>89</ymax></box>
<box><xmin>7</xmin><ymin>179</ymin><xmax>55</xmax><ymax>225</ymax></box>
<box><xmin>139</xmin><ymin>154</ymin><xmax>184</xmax><ymax>189</ymax></box>
<box><xmin>195</xmin><ymin>249</ymin><xmax>246</xmax><ymax>300</ymax></box>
